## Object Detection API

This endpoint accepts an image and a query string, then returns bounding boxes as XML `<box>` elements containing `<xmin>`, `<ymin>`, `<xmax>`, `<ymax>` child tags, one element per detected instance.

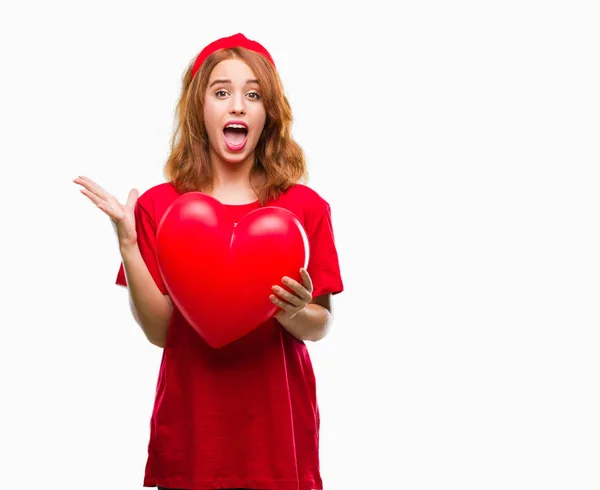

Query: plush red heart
<box><xmin>155</xmin><ymin>192</ymin><xmax>309</xmax><ymax>348</ymax></box>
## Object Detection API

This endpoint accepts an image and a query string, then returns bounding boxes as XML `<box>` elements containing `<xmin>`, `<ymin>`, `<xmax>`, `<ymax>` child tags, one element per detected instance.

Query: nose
<box><xmin>229</xmin><ymin>91</ymin><xmax>246</xmax><ymax>115</ymax></box>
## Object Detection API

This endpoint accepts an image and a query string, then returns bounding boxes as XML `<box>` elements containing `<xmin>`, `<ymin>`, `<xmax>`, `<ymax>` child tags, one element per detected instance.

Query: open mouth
<box><xmin>223</xmin><ymin>126</ymin><xmax>248</xmax><ymax>148</ymax></box>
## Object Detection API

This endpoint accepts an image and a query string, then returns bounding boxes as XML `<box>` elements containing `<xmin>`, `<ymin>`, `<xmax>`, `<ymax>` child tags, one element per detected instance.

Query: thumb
<box><xmin>126</xmin><ymin>188</ymin><xmax>139</xmax><ymax>208</ymax></box>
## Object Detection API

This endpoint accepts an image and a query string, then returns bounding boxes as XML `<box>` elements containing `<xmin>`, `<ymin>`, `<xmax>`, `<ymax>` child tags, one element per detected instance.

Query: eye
<box><xmin>214</xmin><ymin>89</ymin><xmax>261</xmax><ymax>100</ymax></box>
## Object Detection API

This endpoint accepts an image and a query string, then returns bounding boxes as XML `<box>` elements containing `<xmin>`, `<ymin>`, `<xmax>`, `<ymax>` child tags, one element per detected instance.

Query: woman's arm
<box><xmin>120</xmin><ymin>243</ymin><xmax>173</xmax><ymax>347</ymax></box>
<box><xmin>277</xmin><ymin>293</ymin><xmax>333</xmax><ymax>342</ymax></box>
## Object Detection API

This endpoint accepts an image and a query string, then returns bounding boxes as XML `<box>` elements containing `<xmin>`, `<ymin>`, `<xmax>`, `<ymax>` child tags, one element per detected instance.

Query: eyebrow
<box><xmin>209</xmin><ymin>79</ymin><xmax>260</xmax><ymax>87</ymax></box>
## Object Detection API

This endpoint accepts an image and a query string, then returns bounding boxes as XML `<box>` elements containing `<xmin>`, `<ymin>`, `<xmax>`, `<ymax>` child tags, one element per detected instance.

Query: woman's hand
<box><xmin>271</xmin><ymin>268</ymin><xmax>314</xmax><ymax>322</ymax></box>
<box><xmin>73</xmin><ymin>175</ymin><xmax>139</xmax><ymax>249</ymax></box>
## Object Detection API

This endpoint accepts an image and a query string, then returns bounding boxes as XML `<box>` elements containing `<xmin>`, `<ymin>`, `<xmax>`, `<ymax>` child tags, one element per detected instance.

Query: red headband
<box><xmin>191</xmin><ymin>33</ymin><xmax>276</xmax><ymax>80</ymax></box>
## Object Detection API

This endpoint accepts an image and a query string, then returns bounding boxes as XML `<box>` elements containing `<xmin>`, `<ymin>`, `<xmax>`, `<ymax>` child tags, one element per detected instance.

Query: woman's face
<box><xmin>203</xmin><ymin>58</ymin><xmax>267</xmax><ymax>166</ymax></box>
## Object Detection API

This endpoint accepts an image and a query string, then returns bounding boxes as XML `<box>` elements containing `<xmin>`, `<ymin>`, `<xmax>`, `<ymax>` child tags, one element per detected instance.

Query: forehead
<box><xmin>208</xmin><ymin>58</ymin><xmax>258</xmax><ymax>82</ymax></box>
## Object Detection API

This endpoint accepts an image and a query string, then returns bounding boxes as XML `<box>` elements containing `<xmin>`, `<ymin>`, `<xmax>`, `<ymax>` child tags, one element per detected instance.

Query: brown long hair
<box><xmin>163</xmin><ymin>47</ymin><xmax>308</xmax><ymax>205</ymax></box>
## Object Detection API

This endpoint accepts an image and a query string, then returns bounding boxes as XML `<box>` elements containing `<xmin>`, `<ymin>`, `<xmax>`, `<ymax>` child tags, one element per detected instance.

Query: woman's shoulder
<box><xmin>284</xmin><ymin>183</ymin><xmax>331</xmax><ymax>211</ymax></box>
<box><xmin>276</xmin><ymin>184</ymin><xmax>334</xmax><ymax>232</ymax></box>
<box><xmin>135</xmin><ymin>182</ymin><xmax>181</xmax><ymax>219</ymax></box>
<box><xmin>137</xmin><ymin>182</ymin><xmax>179</xmax><ymax>204</ymax></box>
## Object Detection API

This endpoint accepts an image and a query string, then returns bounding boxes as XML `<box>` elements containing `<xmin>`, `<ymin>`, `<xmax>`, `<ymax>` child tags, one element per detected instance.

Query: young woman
<box><xmin>74</xmin><ymin>33</ymin><xmax>343</xmax><ymax>490</ymax></box>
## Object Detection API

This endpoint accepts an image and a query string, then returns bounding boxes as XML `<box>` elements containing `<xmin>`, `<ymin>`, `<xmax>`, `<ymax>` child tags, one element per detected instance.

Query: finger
<box><xmin>271</xmin><ymin>286</ymin><xmax>303</xmax><ymax>307</ymax></box>
<box><xmin>75</xmin><ymin>179</ymin><xmax>106</xmax><ymax>203</ymax></box>
<box><xmin>75</xmin><ymin>176</ymin><xmax>114</xmax><ymax>201</ymax></box>
<box><xmin>79</xmin><ymin>188</ymin><xmax>122</xmax><ymax>221</ymax></box>
<box><xmin>79</xmin><ymin>187</ymin><xmax>104</xmax><ymax>207</ymax></box>
<box><xmin>300</xmin><ymin>268</ymin><xmax>314</xmax><ymax>294</ymax></box>
<box><xmin>270</xmin><ymin>294</ymin><xmax>293</xmax><ymax>310</ymax></box>
<box><xmin>126</xmin><ymin>188</ymin><xmax>139</xmax><ymax>209</ymax></box>
<box><xmin>282</xmin><ymin>276</ymin><xmax>311</xmax><ymax>302</ymax></box>
<box><xmin>281</xmin><ymin>277</ymin><xmax>302</xmax><ymax>296</ymax></box>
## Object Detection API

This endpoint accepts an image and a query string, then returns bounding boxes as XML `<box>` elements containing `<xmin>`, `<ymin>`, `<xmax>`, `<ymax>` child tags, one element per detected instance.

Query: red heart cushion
<box><xmin>155</xmin><ymin>192</ymin><xmax>309</xmax><ymax>348</ymax></box>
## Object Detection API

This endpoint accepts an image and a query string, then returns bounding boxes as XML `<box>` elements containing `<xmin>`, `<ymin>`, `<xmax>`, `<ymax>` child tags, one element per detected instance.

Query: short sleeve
<box><xmin>306</xmin><ymin>202</ymin><xmax>344</xmax><ymax>298</ymax></box>
<box><xmin>115</xmin><ymin>199</ymin><xmax>168</xmax><ymax>295</ymax></box>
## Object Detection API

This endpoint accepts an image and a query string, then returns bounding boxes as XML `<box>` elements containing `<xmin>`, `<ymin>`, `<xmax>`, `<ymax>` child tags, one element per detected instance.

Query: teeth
<box><xmin>225</xmin><ymin>124</ymin><xmax>247</xmax><ymax>129</ymax></box>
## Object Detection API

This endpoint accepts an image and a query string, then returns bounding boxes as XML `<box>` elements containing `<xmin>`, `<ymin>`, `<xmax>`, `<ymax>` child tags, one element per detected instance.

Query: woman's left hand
<box><xmin>271</xmin><ymin>268</ymin><xmax>313</xmax><ymax>322</ymax></box>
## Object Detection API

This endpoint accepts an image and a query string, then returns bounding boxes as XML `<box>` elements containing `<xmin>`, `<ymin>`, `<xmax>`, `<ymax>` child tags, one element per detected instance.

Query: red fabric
<box><xmin>115</xmin><ymin>183</ymin><xmax>343</xmax><ymax>490</ymax></box>
<box><xmin>191</xmin><ymin>32</ymin><xmax>276</xmax><ymax>80</ymax></box>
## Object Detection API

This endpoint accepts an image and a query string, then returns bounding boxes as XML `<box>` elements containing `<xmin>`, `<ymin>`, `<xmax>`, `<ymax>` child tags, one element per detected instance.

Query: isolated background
<box><xmin>1</xmin><ymin>1</ymin><xmax>599</xmax><ymax>489</ymax></box>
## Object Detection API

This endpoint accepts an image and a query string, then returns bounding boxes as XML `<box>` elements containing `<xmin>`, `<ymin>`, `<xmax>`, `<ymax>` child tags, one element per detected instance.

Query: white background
<box><xmin>1</xmin><ymin>1</ymin><xmax>599</xmax><ymax>489</ymax></box>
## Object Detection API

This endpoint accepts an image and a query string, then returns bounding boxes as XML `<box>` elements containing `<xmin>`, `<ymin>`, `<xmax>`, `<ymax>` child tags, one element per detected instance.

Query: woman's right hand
<box><xmin>74</xmin><ymin>175</ymin><xmax>139</xmax><ymax>249</ymax></box>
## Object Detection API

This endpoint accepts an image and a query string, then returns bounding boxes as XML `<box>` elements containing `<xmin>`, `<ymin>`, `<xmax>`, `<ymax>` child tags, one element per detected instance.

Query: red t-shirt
<box><xmin>115</xmin><ymin>182</ymin><xmax>344</xmax><ymax>490</ymax></box>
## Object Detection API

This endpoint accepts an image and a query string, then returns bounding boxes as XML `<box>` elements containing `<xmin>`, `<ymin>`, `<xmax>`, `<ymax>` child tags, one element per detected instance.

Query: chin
<box><xmin>223</xmin><ymin>145</ymin><xmax>257</xmax><ymax>162</ymax></box>
<box><xmin>221</xmin><ymin>151</ymin><xmax>250</xmax><ymax>165</ymax></box>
